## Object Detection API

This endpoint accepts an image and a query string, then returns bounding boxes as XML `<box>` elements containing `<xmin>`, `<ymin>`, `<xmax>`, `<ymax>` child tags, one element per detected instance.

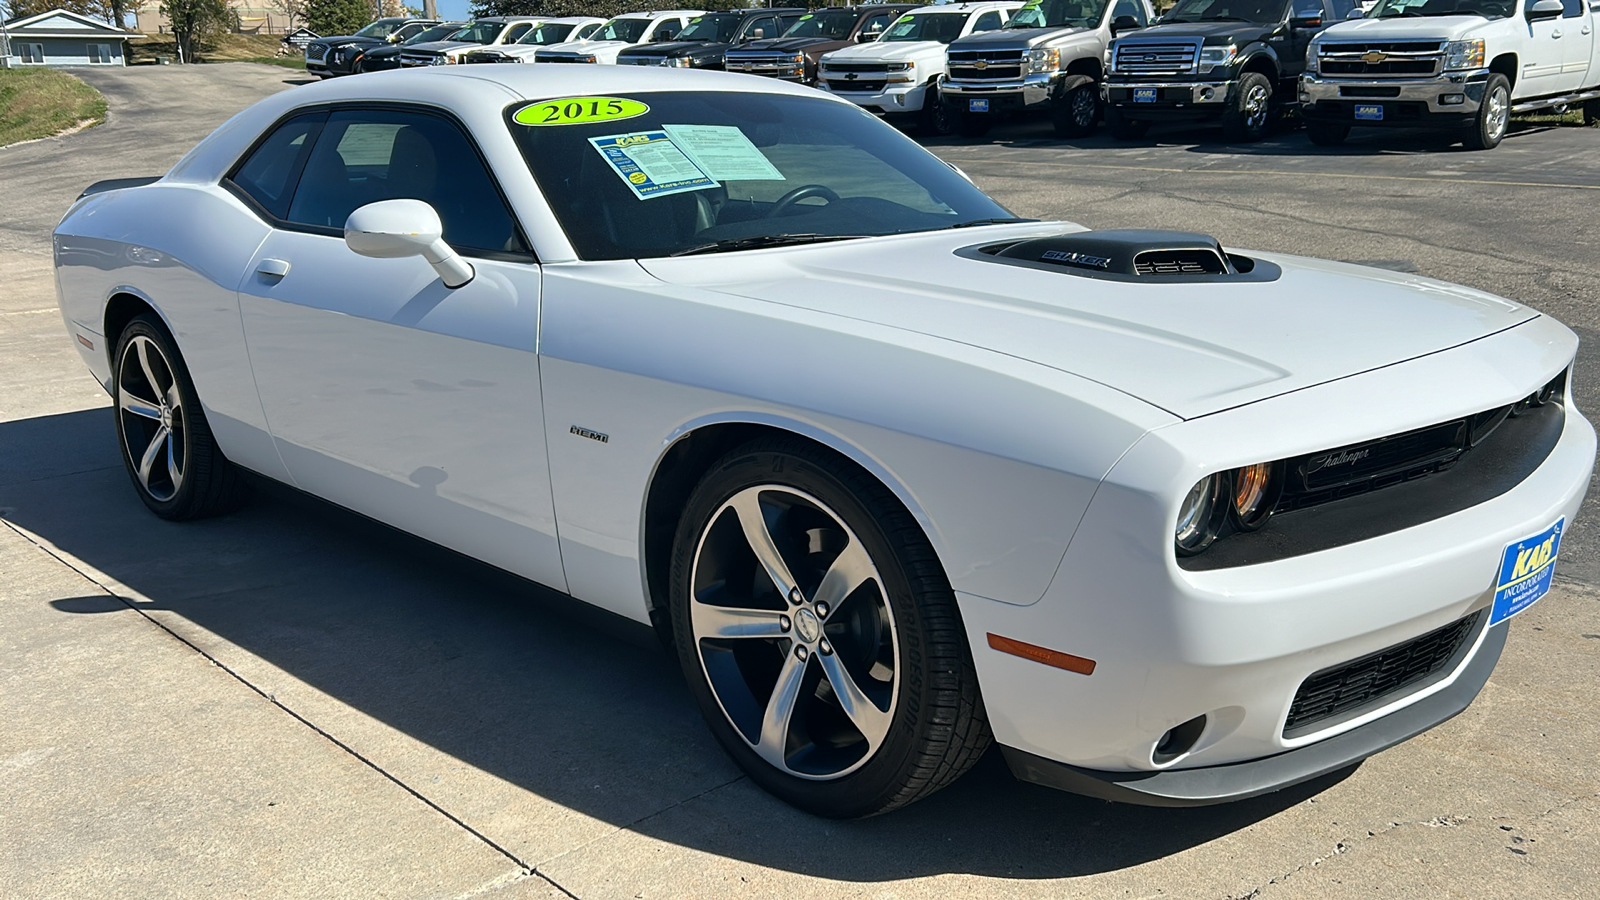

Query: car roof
<box><xmin>609</xmin><ymin>9</ymin><xmax>706</xmax><ymax>17</ymax></box>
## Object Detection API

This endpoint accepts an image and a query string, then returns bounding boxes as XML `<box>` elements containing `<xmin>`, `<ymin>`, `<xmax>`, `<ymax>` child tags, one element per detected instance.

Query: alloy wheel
<box><xmin>1486</xmin><ymin>85</ymin><xmax>1508</xmax><ymax>141</ymax></box>
<box><xmin>117</xmin><ymin>334</ymin><xmax>186</xmax><ymax>501</ymax></box>
<box><xmin>1071</xmin><ymin>87</ymin><xmax>1096</xmax><ymax>127</ymax></box>
<box><xmin>1245</xmin><ymin>84</ymin><xmax>1270</xmax><ymax>131</ymax></box>
<box><xmin>688</xmin><ymin>485</ymin><xmax>898</xmax><ymax>780</ymax></box>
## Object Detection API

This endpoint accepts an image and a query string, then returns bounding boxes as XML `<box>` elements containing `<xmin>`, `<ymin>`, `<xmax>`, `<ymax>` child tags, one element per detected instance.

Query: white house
<box><xmin>2</xmin><ymin>9</ymin><xmax>144</xmax><ymax>68</ymax></box>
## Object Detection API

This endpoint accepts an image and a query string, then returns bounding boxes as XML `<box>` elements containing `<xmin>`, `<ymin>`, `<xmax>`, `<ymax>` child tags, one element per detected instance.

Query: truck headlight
<box><xmin>1197</xmin><ymin>44</ymin><xmax>1237</xmax><ymax>75</ymax></box>
<box><xmin>1305</xmin><ymin>44</ymin><xmax>1320</xmax><ymax>75</ymax></box>
<box><xmin>1443</xmin><ymin>39</ymin><xmax>1485</xmax><ymax>71</ymax></box>
<box><xmin>664</xmin><ymin>57</ymin><xmax>692</xmax><ymax>67</ymax></box>
<box><xmin>886</xmin><ymin>61</ymin><xmax>914</xmax><ymax>83</ymax></box>
<box><xmin>1027</xmin><ymin>47</ymin><xmax>1060</xmax><ymax>74</ymax></box>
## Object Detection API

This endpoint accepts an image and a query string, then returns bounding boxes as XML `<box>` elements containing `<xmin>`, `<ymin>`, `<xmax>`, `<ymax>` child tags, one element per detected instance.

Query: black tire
<box><xmin>1221</xmin><ymin>71</ymin><xmax>1272</xmax><ymax>142</ymax></box>
<box><xmin>112</xmin><ymin>313</ymin><xmax>247</xmax><ymax>520</ymax></box>
<box><xmin>1105</xmin><ymin>104</ymin><xmax>1150</xmax><ymax>140</ymax></box>
<box><xmin>955</xmin><ymin>110</ymin><xmax>992</xmax><ymax>138</ymax></box>
<box><xmin>1586</xmin><ymin>98</ymin><xmax>1600</xmax><ymax>126</ymax></box>
<box><xmin>917</xmin><ymin>83</ymin><xmax>955</xmax><ymax>137</ymax></box>
<box><xmin>669</xmin><ymin>438</ymin><xmax>990</xmax><ymax>818</ymax></box>
<box><xmin>1462</xmin><ymin>73</ymin><xmax>1510</xmax><ymax>150</ymax></box>
<box><xmin>1051</xmin><ymin>75</ymin><xmax>1099</xmax><ymax>138</ymax></box>
<box><xmin>1305</xmin><ymin>121</ymin><xmax>1350</xmax><ymax>146</ymax></box>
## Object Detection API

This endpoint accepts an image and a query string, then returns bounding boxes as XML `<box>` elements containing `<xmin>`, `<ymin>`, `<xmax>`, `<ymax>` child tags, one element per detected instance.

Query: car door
<box><xmin>1286</xmin><ymin>0</ymin><xmax>1331</xmax><ymax>79</ymax></box>
<box><xmin>233</xmin><ymin>105</ymin><xmax>566</xmax><ymax>591</ymax></box>
<box><xmin>1524</xmin><ymin>0</ymin><xmax>1569</xmax><ymax>93</ymax></box>
<box><xmin>1555</xmin><ymin>0</ymin><xmax>1594</xmax><ymax>91</ymax></box>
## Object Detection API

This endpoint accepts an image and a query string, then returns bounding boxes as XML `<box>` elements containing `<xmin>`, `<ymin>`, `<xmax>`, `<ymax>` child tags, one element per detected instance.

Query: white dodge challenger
<box><xmin>53</xmin><ymin>66</ymin><xmax>1595</xmax><ymax>818</ymax></box>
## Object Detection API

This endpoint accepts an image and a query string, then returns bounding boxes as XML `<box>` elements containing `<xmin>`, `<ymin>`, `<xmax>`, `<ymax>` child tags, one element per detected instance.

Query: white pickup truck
<box><xmin>1300</xmin><ymin>0</ymin><xmax>1600</xmax><ymax>149</ymax></box>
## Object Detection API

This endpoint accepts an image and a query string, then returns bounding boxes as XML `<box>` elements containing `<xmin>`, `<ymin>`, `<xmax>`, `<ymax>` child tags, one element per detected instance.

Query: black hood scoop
<box><xmin>961</xmin><ymin>229</ymin><xmax>1281</xmax><ymax>284</ymax></box>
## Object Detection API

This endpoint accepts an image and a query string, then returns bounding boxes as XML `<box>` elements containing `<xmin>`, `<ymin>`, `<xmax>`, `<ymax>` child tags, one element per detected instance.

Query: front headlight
<box><xmin>1175</xmin><ymin>475</ymin><xmax>1224</xmax><ymax>556</ymax></box>
<box><xmin>886</xmin><ymin>61</ymin><xmax>915</xmax><ymax>83</ymax></box>
<box><xmin>1443</xmin><ymin>39</ymin><xmax>1485</xmax><ymax>71</ymax></box>
<box><xmin>430</xmin><ymin>55</ymin><xmax>449</xmax><ymax>65</ymax></box>
<box><xmin>1027</xmin><ymin>47</ymin><xmax>1060</xmax><ymax>74</ymax></box>
<box><xmin>664</xmin><ymin>57</ymin><xmax>692</xmax><ymax>67</ymax></box>
<box><xmin>1197</xmin><ymin>44</ymin><xmax>1237</xmax><ymax>75</ymax></box>
<box><xmin>1175</xmin><ymin>462</ymin><xmax>1281</xmax><ymax>556</ymax></box>
<box><xmin>578</xmin><ymin>55</ymin><xmax>598</xmax><ymax>64</ymax></box>
<box><xmin>1305</xmin><ymin>43</ymin><xmax>1320</xmax><ymax>75</ymax></box>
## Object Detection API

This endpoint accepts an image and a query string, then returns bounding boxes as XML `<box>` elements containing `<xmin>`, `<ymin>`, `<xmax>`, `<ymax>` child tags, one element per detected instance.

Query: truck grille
<box><xmin>1318</xmin><ymin>42</ymin><xmax>1443</xmax><ymax>77</ymax></box>
<box><xmin>947</xmin><ymin>49</ymin><xmax>1023</xmax><ymax>82</ymax></box>
<box><xmin>726</xmin><ymin>53</ymin><xmax>804</xmax><ymax>77</ymax></box>
<box><xmin>1284</xmin><ymin>611</ymin><xmax>1482</xmax><ymax>737</ymax></box>
<box><xmin>822</xmin><ymin>63</ymin><xmax>888</xmax><ymax>92</ymax></box>
<box><xmin>541</xmin><ymin>55</ymin><xmax>592</xmax><ymax>63</ymax></box>
<box><xmin>400</xmin><ymin>51</ymin><xmax>443</xmax><ymax>67</ymax></box>
<box><xmin>1112</xmin><ymin>41</ymin><xmax>1200</xmax><ymax>76</ymax></box>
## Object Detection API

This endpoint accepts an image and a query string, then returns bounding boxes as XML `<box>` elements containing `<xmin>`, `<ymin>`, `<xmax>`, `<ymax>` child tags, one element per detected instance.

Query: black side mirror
<box><xmin>1289</xmin><ymin>13</ymin><xmax>1324</xmax><ymax>28</ymax></box>
<box><xmin>655</xmin><ymin>29</ymin><xmax>674</xmax><ymax>41</ymax></box>
<box><xmin>1112</xmin><ymin>14</ymin><xmax>1141</xmax><ymax>31</ymax></box>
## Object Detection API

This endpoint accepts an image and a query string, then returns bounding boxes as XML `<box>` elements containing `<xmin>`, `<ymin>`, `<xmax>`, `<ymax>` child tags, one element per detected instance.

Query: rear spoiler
<box><xmin>77</xmin><ymin>176</ymin><xmax>161</xmax><ymax>200</ymax></box>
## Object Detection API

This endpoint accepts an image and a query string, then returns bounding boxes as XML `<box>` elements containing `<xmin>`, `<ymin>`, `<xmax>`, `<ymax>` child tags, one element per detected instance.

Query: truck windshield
<box><xmin>516</xmin><ymin>22</ymin><xmax>578</xmax><ymax>44</ymax></box>
<box><xmin>1161</xmin><ymin>0</ymin><xmax>1287</xmax><ymax>22</ymax></box>
<box><xmin>451</xmin><ymin>21</ymin><xmax>511</xmax><ymax>44</ymax></box>
<box><xmin>1007</xmin><ymin>0</ymin><xmax>1111</xmax><ymax>28</ymax></box>
<box><xmin>677</xmin><ymin>14</ymin><xmax>741</xmax><ymax>42</ymax></box>
<box><xmin>883</xmin><ymin>12</ymin><xmax>971</xmax><ymax>42</ymax></box>
<box><xmin>407</xmin><ymin>24</ymin><xmax>468</xmax><ymax>45</ymax></box>
<box><xmin>507</xmin><ymin>91</ymin><xmax>1014</xmax><ymax>260</ymax></box>
<box><xmin>782</xmin><ymin>11</ymin><xmax>860</xmax><ymax>39</ymax></box>
<box><xmin>1368</xmin><ymin>0</ymin><xmax>1513</xmax><ymax>17</ymax></box>
<box><xmin>593</xmin><ymin>18</ymin><xmax>653</xmax><ymax>42</ymax></box>
<box><xmin>355</xmin><ymin>20</ymin><xmax>402</xmax><ymax>38</ymax></box>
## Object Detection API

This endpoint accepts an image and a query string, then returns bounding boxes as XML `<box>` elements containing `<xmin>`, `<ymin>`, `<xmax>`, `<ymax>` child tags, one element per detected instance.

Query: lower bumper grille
<box><xmin>1284</xmin><ymin>611</ymin><xmax>1483</xmax><ymax>737</ymax></box>
<box><xmin>827</xmin><ymin>79</ymin><xmax>887</xmax><ymax>92</ymax></box>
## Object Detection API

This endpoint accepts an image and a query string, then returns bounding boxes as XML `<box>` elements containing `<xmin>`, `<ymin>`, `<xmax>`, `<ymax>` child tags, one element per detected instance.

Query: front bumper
<box><xmin>941</xmin><ymin>72</ymin><xmax>1057</xmax><ymax>113</ymax></box>
<box><xmin>822</xmin><ymin>80</ymin><xmax>931</xmax><ymax>115</ymax></box>
<box><xmin>725</xmin><ymin>59</ymin><xmax>808</xmax><ymax>82</ymax></box>
<box><xmin>961</xmin><ymin>315</ymin><xmax>1594</xmax><ymax>801</ymax></box>
<box><xmin>1103</xmin><ymin>79</ymin><xmax>1234</xmax><ymax>117</ymax></box>
<box><xmin>1300</xmin><ymin>70</ymin><xmax>1487</xmax><ymax>127</ymax></box>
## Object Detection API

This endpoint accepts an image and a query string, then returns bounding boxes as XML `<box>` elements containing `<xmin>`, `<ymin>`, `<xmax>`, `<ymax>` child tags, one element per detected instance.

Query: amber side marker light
<box><xmin>76</xmin><ymin>334</ymin><xmax>94</xmax><ymax>350</ymax></box>
<box><xmin>987</xmin><ymin>633</ymin><xmax>1097</xmax><ymax>676</ymax></box>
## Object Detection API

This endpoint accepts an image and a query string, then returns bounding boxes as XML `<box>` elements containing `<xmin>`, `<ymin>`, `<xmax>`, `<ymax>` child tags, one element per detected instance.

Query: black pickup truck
<box><xmin>617</xmin><ymin>8</ymin><xmax>806</xmax><ymax>69</ymax></box>
<box><xmin>1102</xmin><ymin>0</ymin><xmax>1355</xmax><ymax>141</ymax></box>
<box><xmin>724</xmin><ymin>5</ymin><xmax>918</xmax><ymax>86</ymax></box>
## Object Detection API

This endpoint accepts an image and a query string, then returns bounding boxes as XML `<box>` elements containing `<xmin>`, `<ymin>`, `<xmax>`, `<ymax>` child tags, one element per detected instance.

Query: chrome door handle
<box><xmin>256</xmin><ymin>258</ymin><xmax>291</xmax><ymax>277</ymax></box>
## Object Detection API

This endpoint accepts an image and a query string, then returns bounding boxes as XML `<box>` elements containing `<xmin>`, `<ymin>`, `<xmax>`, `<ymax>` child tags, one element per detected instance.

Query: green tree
<box><xmin>160</xmin><ymin>0</ymin><xmax>229</xmax><ymax>63</ymax></box>
<box><xmin>307</xmin><ymin>0</ymin><xmax>373</xmax><ymax>36</ymax></box>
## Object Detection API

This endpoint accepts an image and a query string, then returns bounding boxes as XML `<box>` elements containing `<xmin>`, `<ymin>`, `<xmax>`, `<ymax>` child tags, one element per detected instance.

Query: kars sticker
<box><xmin>514</xmin><ymin>97</ymin><xmax>650</xmax><ymax>127</ymax></box>
<box><xmin>589</xmin><ymin>131</ymin><xmax>717</xmax><ymax>200</ymax></box>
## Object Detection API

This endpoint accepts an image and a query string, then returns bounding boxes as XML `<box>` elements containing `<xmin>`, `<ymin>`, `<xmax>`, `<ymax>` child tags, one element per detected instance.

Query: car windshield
<box><xmin>406</xmin><ymin>24</ymin><xmax>468</xmax><ymax>44</ymax></box>
<box><xmin>508</xmin><ymin>91</ymin><xmax>1014</xmax><ymax>260</ymax></box>
<box><xmin>782</xmin><ymin>11</ymin><xmax>860</xmax><ymax>39</ymax></box>
<box><xmin>1367</xmin><ymin>0</ymin><xmax>1513</xmax><ymax>17</ymax></box>
<box><xmin>1007</xmin><ymin>0</ymin><xmax>1111</xmax><ymax>28</ymax></box>
<box><xmin>677</xmin><ymin>14</ymin><xmax>741</xmax><ymax>42</ymax></box>
<box><xmin>355</xmin><ymin>20</ymin><xmax>401</xmax><ymax>38</ymax></box>
<box><xmin>517</xmin><ymin>22</ymin><xmax>578</xmax><ymax>44</ymax></box>
<box><xmin>451</xmin><ymin>21</ymin><xmax>509</xmax><ymax>44</ymax></box>
<box><xmin>593</xmin><ymin>17</ymin><xmax>653</xmax><ymax>42</ymax></box>
<box><xmin>1161</xmin><ymin>0</ymin><xmax>1287</xmax><ymax>22</ymax></box>
<box><xmin>882</xmin><ymin>12</ymin><xmax>971</xmax><ymax>42</ymax></box>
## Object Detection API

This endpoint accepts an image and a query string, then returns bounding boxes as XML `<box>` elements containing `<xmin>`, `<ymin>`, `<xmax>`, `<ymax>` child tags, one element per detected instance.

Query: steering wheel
<box><xmin>767</xmin><ymin>184</ymin><xmax>841</xmax><ymax>218</ymax></box>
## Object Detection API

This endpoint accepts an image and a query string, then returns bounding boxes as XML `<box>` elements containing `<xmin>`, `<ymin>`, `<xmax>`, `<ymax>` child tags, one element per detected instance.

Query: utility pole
<box><xmin>424</xmin><ymin>0</ymin><xmax>437</xmax><ymax>18</ymax></box>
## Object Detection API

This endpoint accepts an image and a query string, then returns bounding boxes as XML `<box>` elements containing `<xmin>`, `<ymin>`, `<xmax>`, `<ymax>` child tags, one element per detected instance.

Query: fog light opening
<box><xmin>1440</xmin><ymin>93</ymin><xmax>1465</xmax><ymax>106</ymax></box>
<box><xmin>1152</xmin><ymin>714</ymin><xmax>1208</xmax><ymax>766</ymax></box>
<box><xmin>1199</xmin><ymin>87</ymin><xmax>1215</xmax><ymax>101</ymax></box>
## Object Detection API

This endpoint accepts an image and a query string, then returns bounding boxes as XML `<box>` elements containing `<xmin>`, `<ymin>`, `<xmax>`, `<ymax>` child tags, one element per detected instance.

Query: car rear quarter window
<box><xmin>283</xmin><ymin>108</ymin><xmax>528</xmax><ymax>256</ymax></box>
<box><xmin>228</xmin><ymin>113</ymin><xmax>325</xmax><ymax>220</ymax></box>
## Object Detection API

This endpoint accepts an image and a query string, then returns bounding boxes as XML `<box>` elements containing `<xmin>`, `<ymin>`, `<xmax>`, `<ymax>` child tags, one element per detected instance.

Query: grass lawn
<box><xmin>0</xmin><ymin>67</ymin><xmax>107</xmax><ymax>148</ymax></box>
<box><xmin>128</xmin><ymin>33</ymin><xmax>306</xmax><ymax>69</ymax></box>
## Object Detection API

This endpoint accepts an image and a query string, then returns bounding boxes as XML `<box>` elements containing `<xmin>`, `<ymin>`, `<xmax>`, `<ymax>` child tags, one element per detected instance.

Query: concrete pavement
<box><xmin>1</xmin><ymin>64</ymin><xmax>1598</xmax><ymax>899</ymax></box>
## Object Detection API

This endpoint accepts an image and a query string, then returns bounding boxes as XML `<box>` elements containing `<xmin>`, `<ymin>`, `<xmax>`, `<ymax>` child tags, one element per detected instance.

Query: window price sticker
<box><xmin>589</xmin><ymin>131</ymin><xmax>718</xmax><ymax>200</ymax></box>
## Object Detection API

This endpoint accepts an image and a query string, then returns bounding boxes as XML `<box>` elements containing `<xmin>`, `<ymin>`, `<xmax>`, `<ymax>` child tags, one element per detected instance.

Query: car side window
<box><xmin>1292</xmin><ymin>0</ymin><xmax>1327</xmax><ymax>18</ymax></box>
<box><xmin>857</xmin><ymin>12</ymin><xmax>893</xmax><ymax>38</ymax></box>
<box><xmin>746</xmin><ymin>15</ymin><xmax>778</xmax><ymax>39</ymax></box>
<box><xmin>1559</xmin><ymin>0</ymin><xmax>1582</xmax><ymax>16</ymax></box>
<box><xmin>973</xmin><ymin>11</ymin><xmax>1005</xmax><ymax>30</ymax></box>
<box><xmin>504</xmin><ymin>23</ymin><xmax>532</xmax><ymax>42</ymax></box>
<box><xmin>228</xmin><ymin>113</ymin><xmax>325</xmax><ymax>220</ymax></box>
<box><xmin>1326</xmin><ymin>0</ymin><xmax>1355</xmax><ymax>17</ymax></box>
<box><xmin>1111</xmin><ymin>0</ymin><xmax>1151</xmax><ymax>24</ymax></box>
<box><xmin>284</xmin><ymin>108</ymin><xmax>528</xmax><ymax>256</ymax></box>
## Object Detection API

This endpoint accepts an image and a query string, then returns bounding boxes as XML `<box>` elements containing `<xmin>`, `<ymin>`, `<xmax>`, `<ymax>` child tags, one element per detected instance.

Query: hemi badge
<box><xmin>76</xmin><ymin>335</ymin><xmax>94</xmax><ymax>350</ymax></box>
<box><xmin>988</xmin><ymin>633</ymin><xmax>1096</xmax><ymax>675</ymax></box>
<box><xmin>570</xmin><ymin>425</ymin><xmax>609</xmax><ymax>443</ymax></box>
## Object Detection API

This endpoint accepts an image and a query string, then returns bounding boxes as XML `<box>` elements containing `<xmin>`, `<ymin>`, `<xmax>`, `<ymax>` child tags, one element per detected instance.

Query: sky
<box><xmin>435</xmin><ymin>1</ymin><xmax>475</xmax><ymax>22</ymax></box>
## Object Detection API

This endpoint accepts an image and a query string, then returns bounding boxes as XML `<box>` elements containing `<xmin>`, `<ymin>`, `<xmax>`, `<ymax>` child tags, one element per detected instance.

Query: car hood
<box><xmin>734</xmin><ymin>37</ymin><xmax>846</xmax><ymax>53</ymax></box>
<box><xmin>1318</xmin><ymin>15</ymin><xmax>1494</xmax><ymax>41</ymax></box>
<box><xmin>636</xmin><ymin>225</ymin><xmax>1535</xmax><ymax>419</ymax></box>
<box><xmin>404</xmin><ymin>40</ymin><xmax>476</xmax><ymax>52</ymax></box>
<box><xmin>623</xmin><ymin>40</ymin><xmax>731</xmax><ymax>58</ymax></box>
<box><xmin>950</xmin><ymin>26</ymin><xmax>1087</xmax><ymax>49</ymax></box>
<box><xmin>823</xmin><ymin>40</ymin><xmax>945</xmax><ymax>63</ymax></box>
<box><xmin>1121</xmin><ymin>22</ymin><xmax>1271</xmax><ymax>42</ymax></box>
<box><xmin>541</xmin><ymin>39</ymin><xmax>604</xmax><ymax>54</ymax></box>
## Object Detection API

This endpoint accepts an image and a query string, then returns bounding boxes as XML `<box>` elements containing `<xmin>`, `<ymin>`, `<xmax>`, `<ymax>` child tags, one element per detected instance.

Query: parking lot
<box><xmin>2</xmin><ymin>64</ymin><xmax>1598</xmax><ymax>898</ymax></box>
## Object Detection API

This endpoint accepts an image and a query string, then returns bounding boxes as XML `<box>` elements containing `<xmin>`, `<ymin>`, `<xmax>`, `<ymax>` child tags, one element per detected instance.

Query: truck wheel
<box><xmin>1305</xmin><ymin>121</ymin><xmax>1349</xmax><ymax>146</ymax></box>
<box><xmin>1582</xmin><ymin>98</ymin><xmax>1599</xmax><ymax>126</ymax></box>
<box><xmin>1462</xmin><ymin>73</ymin><xmax>1510</xmax><ymax>150</ymax></box>
<box><xmin>1221</xmin><ymin>72</ymin><xmax>1272</xmax><ymax>142</ymax></box>
<box><xmin>918</xmin><ymin>85</ymin><xmax>955</xmax><ymax>137</ymax></box>
<box><xmin>1105</xmin><ymin>105</ymin><xmax>1149</xmax><ymax>140</ymax></box>
<box><xmin>1051</xmin><ymin>75</ymin><xmax>1099</xmax><ymax>138</ymax></box>
<box><xmin>956</xmin><ymin>112</ymin><xmax>992</xmax><ymax>138</ymax></box>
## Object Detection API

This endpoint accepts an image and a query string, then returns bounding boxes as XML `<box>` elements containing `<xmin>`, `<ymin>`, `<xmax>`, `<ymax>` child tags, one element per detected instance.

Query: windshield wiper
<box><xmin>669</xmin><ymin>234</ymin><xmax>871</xmax><ymax>257</ymax></box>
<box><xmin>943</xmin><ymin>217</ymin><xmax>1037</xmax><ymax>229</ymax></box>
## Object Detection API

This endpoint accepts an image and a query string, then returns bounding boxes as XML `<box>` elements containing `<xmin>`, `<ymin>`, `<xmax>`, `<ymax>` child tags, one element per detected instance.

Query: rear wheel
<box><xmin>1462</xmin><ymin>73</ymin><xmax>1510</xmax><ymax>150</ymax></box>
<box><xmin>1051</xmin><ymin>75</ymin><xmax>1099</xmax><ymax>138</ymax></box>
<box><xmin>1586</xmin><ymin>99</ymin><xmax>1600</xmax><ymax>126</ymax></box>
<box><xmin>669</xmin><ymin>439</ymin><xmax>990</xmax><ymax>818</ymax></box>
<box><xmin>1106</xmin><ymin>104</ymin><xmax>1150</xmax><ymax>140</ymax></box>
<box><xmin>1305</xmin><ymin>121</ymin><xmax>1350</xmax><ymax>146</ymax></box>
<box><xmin>1221</xmin><ymin>71</ymin><xmax>1272</xmax><ymax>142</ymax></box>
<box><xmin>112</xmin><ymin>314</ymin><xmax>247</xmax><ymax>520</ymax></box>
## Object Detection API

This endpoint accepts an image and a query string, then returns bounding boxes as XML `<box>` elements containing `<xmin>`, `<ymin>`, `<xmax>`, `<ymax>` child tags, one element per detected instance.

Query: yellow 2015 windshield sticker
<box><xmin>514</xmin><ymin>97</ymin><xmax>650</xmax><ymax>127</ymax></box>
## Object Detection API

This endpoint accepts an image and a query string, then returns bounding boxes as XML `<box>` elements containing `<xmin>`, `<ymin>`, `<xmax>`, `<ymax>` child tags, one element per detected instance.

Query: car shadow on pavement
<box><xmin>5</xmin><ymin>406</ymin><xmax>1349</xmax><ymax>880</ymax></box>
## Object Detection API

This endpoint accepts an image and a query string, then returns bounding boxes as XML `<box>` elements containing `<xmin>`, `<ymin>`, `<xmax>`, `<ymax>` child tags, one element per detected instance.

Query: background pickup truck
<box><xmin>724</xmin><ymin>6</ymin><xmax>919</xmax><ymax>86</ymax></box>
<box><xmin>615</xmin><ymin>8</ymin><xmax>806</xmax><ymax>69</ymax></box>
<box><xmin>1104</xmin><ymin>0</ymin><xmax>1358</xmax><ymax>142</ymax></box>
<box><xmin>1301</xmin><ymin>0</ymin><xmax>1600</xmax><ymax>149</ymax></box>
<box><xmin>940</xmin><ymin>0</ymin><xmax>1156</xmax><ymax>138</ymax></box>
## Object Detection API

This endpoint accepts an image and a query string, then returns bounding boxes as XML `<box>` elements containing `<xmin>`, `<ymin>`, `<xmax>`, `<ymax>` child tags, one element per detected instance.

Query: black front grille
<box><xmin>949</xmin><ymin>63</ymin><xmax>1022</xmax><ymax>80</ymax></box>
<box><xmin>1322</xmin><ymin>59</ymin><xmax>1437</xmax><ymax>76</ymax></box>
<box><xmin>827</xmin><ymin>79</ymin><xmax>886</xmax><ymax>92</ymax></box>
<box><xmin>1285</xmin><ymin>612</ymin><xmax>1482</xmax><ymax>736</ymax></box>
